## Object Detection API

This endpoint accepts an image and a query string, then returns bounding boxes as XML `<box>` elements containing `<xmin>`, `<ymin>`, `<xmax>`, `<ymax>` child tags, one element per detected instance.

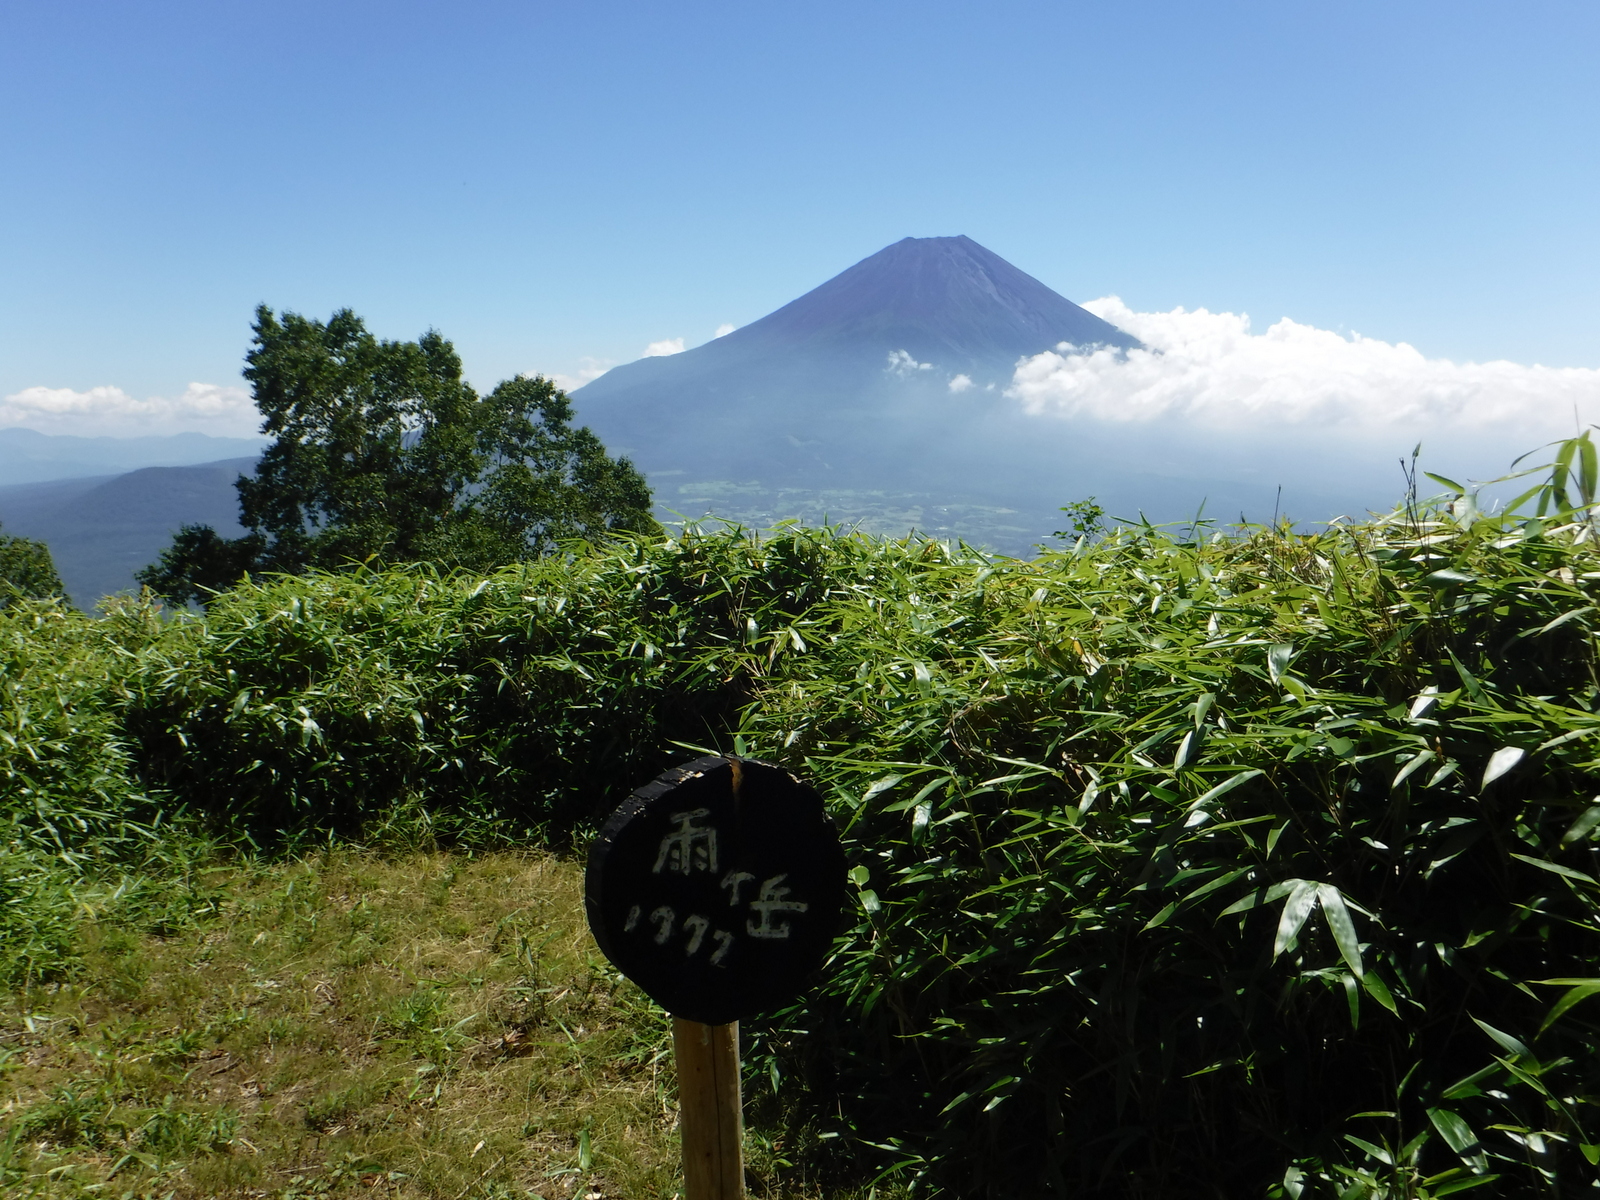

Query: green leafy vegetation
<box><xmin>8</xmin><ymin>435</ymin><xmax>1600</xmax><ymax>1196</ymax></box>
<box><xmin>0</xmin><ymin>521</ymin><xmax>66</xmax><ymax>608</ymax></box>
<box><xmin>138</xmin><ymin>306</ymin><xmax>658</xmax><ymax>606</ymax></box>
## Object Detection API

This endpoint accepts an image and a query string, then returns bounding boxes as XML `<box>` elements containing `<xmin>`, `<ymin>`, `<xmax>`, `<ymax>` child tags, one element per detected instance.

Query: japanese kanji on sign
<box><xmin>584</xmin><ymin>755</ymin><xmax>847</xmax><ymax>1026</ymax></box>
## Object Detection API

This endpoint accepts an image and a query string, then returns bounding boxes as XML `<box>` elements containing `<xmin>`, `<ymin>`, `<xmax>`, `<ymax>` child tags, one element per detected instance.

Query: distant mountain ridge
<box><xmin>0</xmin><ymin>427</ymin><xmax>266</xmax><ymax>486</ymax></box>
<box><xmin>0</xmin><ymin>458</ymin><xmax>253</xmax><ymax>605</ymax></box>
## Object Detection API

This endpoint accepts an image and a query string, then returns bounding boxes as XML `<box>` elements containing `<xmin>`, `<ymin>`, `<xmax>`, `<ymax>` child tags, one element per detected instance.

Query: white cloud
<box><xmin>1011</xmin><ymin>297</ymin><xmax>1600</xmax><ymax>438</ymax></box>
<box><xmin>715</xmin><ymin>323</ymin><xmax>737</xmax><ymax>338</ymax></box>
<box><xmin>887</xmin><ymin>349</ymin><xmax>934</xmax><ymax>376</ymax></box>
<box><xmin>644</xmin><ymin>337</ymin><xmax>686</xmax><ymax>358</ymax></box>
<box><xmin>948</xmin><ymin>373</ymin><xmax>974</xmax><ymax>393</ymax></box>
<box><xmin>548</xmin><ymin>357</ymin><xmax>612</xmax><ymax>392</ymax></box>
<box><xmin>0</xmin><ymin>382</ymin><xmax>258</xmax><ymax>437</ymax></box>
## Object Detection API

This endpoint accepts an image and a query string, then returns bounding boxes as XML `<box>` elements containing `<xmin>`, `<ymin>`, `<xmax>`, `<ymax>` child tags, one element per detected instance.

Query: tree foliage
<box><xmin>138</xmin><ymin>306</ymin><xmax>656</xmax><ymax>603</ymax></box>
<box><xmin>0</xmin><ymin>522</ymin><xmax>66</xmax><ymax>608</ymax></box>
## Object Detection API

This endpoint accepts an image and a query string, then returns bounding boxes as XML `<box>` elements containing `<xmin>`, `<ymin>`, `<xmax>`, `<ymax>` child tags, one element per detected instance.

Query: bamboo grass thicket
<box><xmin>5</xmin><ymin>437</ymin><xmax>1600</xmax><ymax>1195</ymax></box>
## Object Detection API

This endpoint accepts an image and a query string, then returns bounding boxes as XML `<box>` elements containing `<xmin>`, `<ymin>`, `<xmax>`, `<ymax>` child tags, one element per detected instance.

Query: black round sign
<box><xmin>585</xmin><ymin>756</ymin><xmax>847</xmax><ymax>1026</ymax></box>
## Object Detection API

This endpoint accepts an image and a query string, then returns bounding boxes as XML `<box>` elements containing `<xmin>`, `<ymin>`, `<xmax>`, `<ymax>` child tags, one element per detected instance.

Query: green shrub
<box><xmin>117</xmin><ymin>529</ymin><xmax>864</xmax><ymax>844</ymax></box>
<box><xmin>737</xmin><ymin>504</ymin><xmax>1600</xmax><ymax>1196</ymax></box>
<box><xmin>0</xmin><ymin>849</ymin><xmax>80</xmax><ymax>986</ymax></box>
<box><xmin>0</xmin><ymin>598</ymin><xmax>142</xmax><ymax>988</ymax></box>
<box><xmin>0</xmin><ymin>598</ymin><xmax>150</xmax><ymax>857</ymax></box>
<box><xmin>0</xmin><ymin>597</ymin><xmax>222</xmax><ymax>984</ymax></box>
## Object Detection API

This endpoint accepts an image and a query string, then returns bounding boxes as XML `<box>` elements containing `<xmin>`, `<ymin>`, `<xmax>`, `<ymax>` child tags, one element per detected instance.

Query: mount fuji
<box><xmin>572</xmin><ymin>236</ymin><xmax>1355</xmax><ymax>550</ymax></box>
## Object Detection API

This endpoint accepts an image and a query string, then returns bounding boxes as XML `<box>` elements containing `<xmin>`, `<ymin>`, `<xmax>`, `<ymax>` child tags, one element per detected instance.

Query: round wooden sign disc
<box><xmin>585</xmin><ymin>756</ymin><xmax>847</xmax><ymax>1026</ymax></box>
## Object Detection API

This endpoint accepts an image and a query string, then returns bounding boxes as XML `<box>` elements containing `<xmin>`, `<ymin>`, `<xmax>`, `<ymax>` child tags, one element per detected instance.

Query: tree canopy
<box><xmin>0</xmin><ymin>522</ymin><xmax>66</xmax><ymax>608</ymax></box>
<box><xmin>139</xmin><ymin>306</ymin><xmax>656</xmax><ymax>604</ymax></box>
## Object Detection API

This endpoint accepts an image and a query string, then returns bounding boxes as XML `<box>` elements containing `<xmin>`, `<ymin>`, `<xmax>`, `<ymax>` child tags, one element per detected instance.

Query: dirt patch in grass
<box><xmin>0</xmin><ymin>850</ymin><xmax>859</xmax><ymax>1199</ymax></box>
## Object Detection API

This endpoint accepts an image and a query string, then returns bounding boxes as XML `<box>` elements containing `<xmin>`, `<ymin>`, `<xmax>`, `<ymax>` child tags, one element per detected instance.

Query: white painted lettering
<box><xmin>747</xmin><ymin>874</ymin><xmax>809</xmax><ymax>939</ymax></box>
<box><xmin>651</xmin><ymin>906</ymin><xmax>675</xmax><ymax>944</ymax></box>
<box><xmin>652</xmin><ymin>809</ymin><xmax>719</xmax><ymax>875</ymax></box>
<box><xmin>720</xmin><ymin>869</ymin><xmax>756</xmax><ymax>906</ymax></box>
<box><xmin>683</xmin><ymin>914</ymin><xmax>710</xmax><ymax>955</ymax></box>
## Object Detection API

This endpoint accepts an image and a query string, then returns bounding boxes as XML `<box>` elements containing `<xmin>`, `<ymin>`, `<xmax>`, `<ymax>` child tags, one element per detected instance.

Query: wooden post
<box><xmin>673</xmin><ymin>1017</ymin><xmax>744</xmax><ymax>1200</ymax></box>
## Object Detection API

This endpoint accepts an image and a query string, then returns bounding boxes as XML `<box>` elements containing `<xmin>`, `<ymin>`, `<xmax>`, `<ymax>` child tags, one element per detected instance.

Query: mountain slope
<box><xmin>569</xmin><ymin>236</ymin><xmax>1361</xmax><ymax>549</ymax></box>
<box><xmin>0</xmin><ymin>457</ymin><xmax>253</xmax><ymax>605</ymax></box>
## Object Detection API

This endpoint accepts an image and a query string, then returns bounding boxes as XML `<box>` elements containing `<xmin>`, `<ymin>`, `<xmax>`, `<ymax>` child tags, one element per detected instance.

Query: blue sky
<box><xmin>3</xmin><ymin>0</ymin><xmax>1598</xmax><ymax>437</ymax></box>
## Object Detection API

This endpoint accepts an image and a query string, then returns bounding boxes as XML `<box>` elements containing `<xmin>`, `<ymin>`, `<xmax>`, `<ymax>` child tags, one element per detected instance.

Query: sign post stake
<box><xmin>586</xmin><ymin>756</ymin><xmax>844</xmax><ymax>1200</ymax></box>
<box><xmin>673</xmin><ymin>1018</ymin><xmax>744</xmax><ymax>1200</ymax></box>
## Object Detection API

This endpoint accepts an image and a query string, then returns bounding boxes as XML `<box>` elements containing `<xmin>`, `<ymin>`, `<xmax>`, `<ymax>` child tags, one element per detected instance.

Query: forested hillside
<box><xmin>6</xmin><ymin>439</ymin><xmax>1600</xmax><ymax>1197</ymax></box>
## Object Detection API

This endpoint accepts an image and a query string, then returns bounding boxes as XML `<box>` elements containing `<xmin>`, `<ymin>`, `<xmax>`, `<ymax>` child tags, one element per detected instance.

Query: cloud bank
<box><xmin>1012</xmin><ymin>298</ymin><xmax>1600</xmax><ymax>442</ymax></box>
<box><xmin>644</xmin><ymin>337</ymin><xmax>686</xmax><ymax>357</ymax></box>
<box><xmin>0</xmin><ymin>382</ymin><xmax>258</xmax><ymax>437</ymax></box>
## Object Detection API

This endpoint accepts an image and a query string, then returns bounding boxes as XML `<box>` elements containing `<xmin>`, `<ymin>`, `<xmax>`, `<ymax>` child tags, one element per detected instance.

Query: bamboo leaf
<box><xmin>1580</xmin><ymin>431</ymin><xmax>1598</xmax><ymax>506</ymax></box>
<box><xmin>861</xmin><ymin>775</ymin><xmax>903</xmax><ymax>805</ymax></box>
<box><xmin>1273</xmin><ymin>879</ymin><xmax>1319</xmax><ymax>960</ymax></box>
<box><xmin>1510</xmin><ymin>853</ymin><xmax>1598</xmax><ymax>885</ymax></box>
<box><xmin>1317</xmin><ymin>883</ymin><xmax>1364</xmax><ymax>977</ymax></box>
<box><xmin>1539</xmin><ymin>980</ymin><xmax>1600</xmax><ymax>1032</ymax></box>
<box><xmin>1180</xmin><ymin>866</ymin><xmax>1252</xmax><ymax>908</ymax></box>
<box><xmin>1536</xmin><ymin>605</ymin><xmax>1594</xmax><ymax>634</ymax></box>
<box><xmin>1480</xmin><ymin>746</ymin><xmax>1525</xmax><ymax>790</ymax></box>
<box><xmin>1431</xmin><ymin>1176</ymin><xmax>1500</xmax><ymax>1195</ymax></box>
<box><xmin>1427</xmin><ymin>1108</ymin><xmax>1486</xmax><ymax>1171</ymax></box>
<box><xmin>1360</xmin><ymin>970</ymin><xmax>1399</xmax><ymax>1015</ymax></box>
<box><xmin>1392</xmin><ymin>749</ymin><xmax>1434</xmax><ymax>789</ymax></box>
<box><xmin>1563</xmin><ymin>802</ymin><xmax>1600</xmax><ymax>846</ymax></box>
<box><xmin>1218</xmin><ymin>880</ymin><xmax>1299</xmax><ymax>917</ymax></box>
<box><xmin>1470</xmin><ymin>1016</ymin><xmax>1530</xmax><ymax>1059</ymax></box>
<box><xmin>1173</xmin><ymin>731</ymin><xmax>1196</xmax><ymax>770</ymax></box>
<box><xmin>1343</xmin><ymin>1135</ymin><xmax>1391</xmax><ymax>1164</ymax></box>
<box><xmin>1185</xmin><ymin>768</ymin><xmax>1263</xmax><ymax>817</ymax></box>
<box><xmin>1407</xmin><ymin>686</ymin><xmax>1439</xmax><ymax>721</ymax></box>
<box><xmin>1142</xmin><ymin>901</ymin><xmax>1179</xmax><ymax>931</ymax></box>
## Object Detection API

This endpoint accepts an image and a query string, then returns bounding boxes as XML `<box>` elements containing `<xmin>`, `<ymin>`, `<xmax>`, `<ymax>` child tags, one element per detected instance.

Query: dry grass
<box><xmin>0</xmin><ymin>850</ymin><xmax>854</xmax><ymax>1200</ymax></box>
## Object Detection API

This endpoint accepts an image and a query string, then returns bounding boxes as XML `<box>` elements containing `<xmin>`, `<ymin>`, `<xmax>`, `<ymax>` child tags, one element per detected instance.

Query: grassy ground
<box><xmin>0</xmin><ymin>851</ymin><xmax>857</xmax><ymax>1200</ymax></box>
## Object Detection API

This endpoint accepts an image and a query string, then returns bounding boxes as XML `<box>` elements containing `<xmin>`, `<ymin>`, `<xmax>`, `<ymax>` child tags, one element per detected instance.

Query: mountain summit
<box><xmin>681</xmin><ymin>234</ymin><xmax>1139</xmax><ymax>365</ymax></box>
<box><xmin>570</xmin><ymin>237</ymin><xmax>1144</xmax><ymax>547</ymax></box>
<box><xmin>576</xmin><ymin>236</ymin><xmax>1136</xmax><ymax>422</ymax></box>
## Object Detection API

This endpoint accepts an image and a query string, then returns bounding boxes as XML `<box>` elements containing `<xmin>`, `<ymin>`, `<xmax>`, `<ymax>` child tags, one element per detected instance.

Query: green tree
<box><xmin>139</xmin><ymin>306</ymin><xmax>656</xmax><ymax>604</ymax></box>
<box><xmin>0</xmin><ymin>522</ymin><xmax>66</xmax><ymax>607</ymax></box>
